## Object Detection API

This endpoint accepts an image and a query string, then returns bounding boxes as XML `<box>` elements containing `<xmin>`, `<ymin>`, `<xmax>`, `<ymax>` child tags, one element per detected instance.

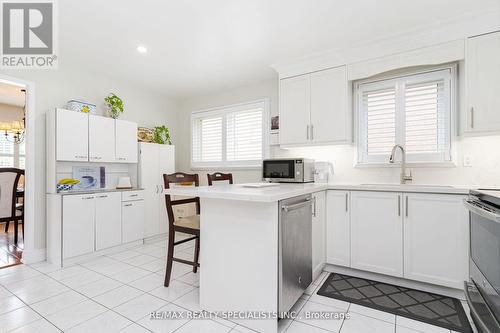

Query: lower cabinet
<box><xmin>350</xmin><ymin>191</ymin><xmax>404</xmax><ymax>277</ymax></box>
<box><xmin>327</xmin><ymin>190</ymin><xmax>469</xmax><ymax>289</ymax></box>
<box><xmin>403</xmin><ymin>193</ymin><xmax>468</xmax><ymax>289</ymax></box>
<box><xmin>63</xmin><ymin>194</ymin><xmax>95</xmax><ymax>259</ymax></box>
<box><xmin>122</xmin><ymin>200</ymin><xmax>145</xmax><ymax>243</ymax></box>
<box><xmin>326</xmin><ymin>190</ymin><xmax>350</xmax><ymax>267</ymax></box>
<box><xmin>95</xmin><ymin>193</ymin><xmax>122</xmax><ymax>250</ymax></box>
<box><xmin>312</xmin><ymin>191</ymin><xmax>326</xmax><ymax>280</ymax></box>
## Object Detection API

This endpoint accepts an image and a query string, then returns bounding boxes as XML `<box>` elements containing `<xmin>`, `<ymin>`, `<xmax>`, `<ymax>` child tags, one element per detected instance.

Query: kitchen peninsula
<box><xmin>164</xmin><ymin>183</ymin><xmax>327</xmax><ymax>333</ymax></box>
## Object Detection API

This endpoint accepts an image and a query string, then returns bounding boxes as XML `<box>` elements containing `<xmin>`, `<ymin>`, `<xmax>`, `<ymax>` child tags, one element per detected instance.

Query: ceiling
<box><xmin>0</xmin><ymin>82</ymin><xmax>25</xmax><ymax>107</ymax></box>
<box><xmin>59</xmin><ymin>0</ymin><xmax>500</xmax><ymax>99</ymax></box>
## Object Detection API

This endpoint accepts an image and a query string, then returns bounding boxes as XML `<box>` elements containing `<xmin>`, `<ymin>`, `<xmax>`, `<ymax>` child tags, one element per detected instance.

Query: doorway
<box><xmin>0</xmin><ymin>80</ymin><xmax>27</xmax><ymax>268</ymax></box>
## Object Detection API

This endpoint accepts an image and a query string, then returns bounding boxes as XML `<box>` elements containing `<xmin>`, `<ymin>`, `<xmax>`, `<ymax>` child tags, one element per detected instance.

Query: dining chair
<box><xmin>163</xmin><ymin>172</ymin><xmax>200</xmax><ymax>287</ymax></box>
<box><xmin>207</xmin><ymin>172</ymin><xmax>233</xmax><ymax>186</ymax></box>
<box><xmin>0</xmin><ymin>168</ymin><xmax>24</xmax><ymax>244</ymax></box>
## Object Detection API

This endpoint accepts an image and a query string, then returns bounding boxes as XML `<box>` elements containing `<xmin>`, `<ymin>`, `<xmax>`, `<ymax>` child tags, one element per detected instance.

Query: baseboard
<box><xmin>22</xmin><ymin>248</ymin><xmax>47</xmax><ymax>264</ymax></box>
<box><xmin>324</xmin><ymin>263</ymin><xmax>465</xmax><ymax>300</ymax></box>
<box><xmin>144</xmin><ymin>233</ymin><xmax>168</xmax><ymax>244</ymax></box>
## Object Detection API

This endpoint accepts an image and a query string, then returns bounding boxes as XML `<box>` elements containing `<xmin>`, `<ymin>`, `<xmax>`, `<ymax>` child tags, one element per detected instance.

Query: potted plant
<box><xmin>104</xmin><ymin>93</ymin><xmax>124</xmax><ymax>119</ymax></box>
<box><xmin>153</xmin><ymin>125</ymin><xmax>172</xmax><ymax>144</ymax></box>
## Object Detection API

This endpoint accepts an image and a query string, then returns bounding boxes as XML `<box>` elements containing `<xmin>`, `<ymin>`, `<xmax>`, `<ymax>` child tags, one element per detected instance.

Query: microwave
<box><xmin>262</xmin><ymin>158</ymin><xmax>315</xmax><ymax>183</ymax></box>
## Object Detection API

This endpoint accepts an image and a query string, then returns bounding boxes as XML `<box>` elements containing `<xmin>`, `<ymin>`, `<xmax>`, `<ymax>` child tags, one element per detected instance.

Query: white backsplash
<box><xmin>272</xmin><ymin>135</ymin><xmax>500</xmax><ymax>187</ymax></box>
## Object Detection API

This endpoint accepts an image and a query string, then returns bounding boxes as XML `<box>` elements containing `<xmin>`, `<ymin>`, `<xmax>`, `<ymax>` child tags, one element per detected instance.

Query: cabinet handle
<box><xmin>82</xmin><ymin>196</ymin><xmax>94</xmax><ymax>200</ymax></box>
<box><xmin>345</xmin><ymin>193</ymin><xmax>348</xmax><ymax>212</ymax></box>
<box><xmin>470</xmin><ymin>107</ymin><xmax>474</xmax><ymax>129</ymax></box>
<box><xmin>97</xmin><ymin>195</ymin><xmax>107</xmax><ymax>198</ymax></box>
<box><xmin>306</xmin><ymin>125</ymin><xmax>310</xmax><ymax>140</ymax></box>
<box><xmin>312</xmin><ymin>196</ymin><xmax>317</xmax><ymax>217</ymax></box>
<box><xmin>130</xmin><ymin>194</ymin><xmax>138</xmax><ymax>197</ymax></box>
<box><xmin>310</xmin><ymin>124</ymin><xmax>314</xmax><ymax>141</ymax></box>
<box><xmin>398</xmin><ymin>195</ymin><xmax>401</xmax><ymax>216</ymax></box>
<box><xmin>405</xmin><ymin>196</ymin><xmax>408</xmax><ymax>217</ymax></box>
<box><xmin>123</xmin><ymin>203</ymin><xmax>132</xmax><ymax>207</ymax></box>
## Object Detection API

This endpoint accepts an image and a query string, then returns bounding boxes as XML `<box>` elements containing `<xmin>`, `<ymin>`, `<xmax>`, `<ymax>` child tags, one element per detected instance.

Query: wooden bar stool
<box><xmin>207</xmin><ymin>172</ymin><xmax>233</xmax><ymax>186</ymax></box>
<box><xmin>163</xmin><ymin>172</ymin><xmax>201</xmax><ymax>287</ymax></box>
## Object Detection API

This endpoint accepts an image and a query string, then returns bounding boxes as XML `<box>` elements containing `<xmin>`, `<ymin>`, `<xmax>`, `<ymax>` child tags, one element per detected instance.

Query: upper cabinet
<box><xmin>279</xmin><ymin>65</ymin><xmax>350</xmax><ymax>146</ymax></box>
<box><xmin>115</xmin><ymin>119</ymin><xmax>138</xmax><ymax>163</ymax></box>
<box><xmin>51</xmin><ymin>109</ymin><xmax>138</xmax><ymax>163</ymax></box>
<box><xmin>89</xmin><ymin>115</ymin><xmax>116</xmax><ymax>162</ymax></box>
<box><xmin>466</xmin><ymin>31</ymin><xmax>500</xmax><ymax>133</ymax></box>
<box><xmin>56</xmin><ymin>109</ymin><xmax>89</xmax><ymax>162</ymax></box>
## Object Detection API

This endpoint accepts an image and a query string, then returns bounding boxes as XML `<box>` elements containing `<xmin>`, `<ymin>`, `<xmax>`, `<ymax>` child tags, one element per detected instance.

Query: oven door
<box><xmin>263</xmin><ymin>160</ymin><xmax>299</xmax><ymax>182</ymax></box>
<box><xmin>465</xmin><ymin>199</ymin><xmax>500</xmax><ymax>332</ymax></box>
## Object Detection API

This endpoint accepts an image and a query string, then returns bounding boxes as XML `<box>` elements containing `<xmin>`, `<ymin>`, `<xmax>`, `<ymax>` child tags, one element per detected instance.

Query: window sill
<box><xmin>355</xmin><ymin>161</ymin><xmax>457</xmax><ymax>168</ymax></box>
<box><xmin>190</xmin><ymin>165</ymin><xmax>262</xmax><ymax>171</ymax></box>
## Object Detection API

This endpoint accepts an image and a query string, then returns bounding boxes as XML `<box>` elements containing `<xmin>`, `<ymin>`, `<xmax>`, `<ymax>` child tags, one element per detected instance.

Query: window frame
<box><xmin>355</xmin><ymin>65</ymin><xmax>457</xmax><ymax>167</ymax></box>
<box><xmin>0</xmin><ymin>134</ymin><xmax>25</xmax><ymax>168</ymax></box>
<box><xmin>190</xmin><ymin>98</ymin><xmax>270</xmax><ymax>170</ymax></box>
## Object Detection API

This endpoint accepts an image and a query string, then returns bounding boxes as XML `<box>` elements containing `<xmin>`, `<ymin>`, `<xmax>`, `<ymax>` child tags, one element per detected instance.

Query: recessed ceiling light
<box><xmin>137</xmin><ymin>45</ymin><xmax>147</xmax><ymax>54</ymax></box>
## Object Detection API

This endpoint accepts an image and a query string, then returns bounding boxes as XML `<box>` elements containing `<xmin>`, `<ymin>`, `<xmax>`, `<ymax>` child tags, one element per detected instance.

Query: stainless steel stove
<box><xmin>464</xmin><ymin>189</ymin><xmax>500</xmax><ymax>332</ymax></box>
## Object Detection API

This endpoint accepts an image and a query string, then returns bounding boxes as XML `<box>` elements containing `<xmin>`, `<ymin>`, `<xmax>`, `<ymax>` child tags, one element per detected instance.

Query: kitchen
<box><xmin>0</xmin><ymin>1</ymin><xmax>500</xmax><ymax>333</ymax></box>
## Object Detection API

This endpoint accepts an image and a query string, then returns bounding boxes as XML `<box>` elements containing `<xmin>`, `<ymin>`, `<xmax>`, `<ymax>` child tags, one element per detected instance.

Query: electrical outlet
<box><xmin>463</xmin><ymin>155</ymin><xmax>473</xmax><ymax>167</ymax></box>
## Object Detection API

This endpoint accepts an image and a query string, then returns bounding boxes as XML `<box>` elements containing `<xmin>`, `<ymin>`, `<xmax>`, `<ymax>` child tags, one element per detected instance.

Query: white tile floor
<box><xmin>0</xmin><ymin>235</ymin><xmax>473</xmax><ymax>333</ymax></box>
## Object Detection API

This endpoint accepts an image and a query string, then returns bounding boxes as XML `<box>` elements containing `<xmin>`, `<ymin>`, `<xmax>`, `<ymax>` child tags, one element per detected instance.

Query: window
<box><xmin>0</xmin><ymin>134</ymin><xmax>25</xmax><ymax>168</ymax></box>
<box><xmin>356</xmin><ymin>67</ymin><xmax>454</xmax><ymax>165</ymax></box>
<box><xmin>191</xmin><ymin>99</ymin><xmax>269</xmax><ymax>168</ymax></box>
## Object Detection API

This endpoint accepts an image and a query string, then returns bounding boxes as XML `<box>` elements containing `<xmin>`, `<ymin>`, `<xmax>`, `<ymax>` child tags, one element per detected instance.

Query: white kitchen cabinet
<box><xmin>326</xmin><ymin>190</ymin><xmax>350</xmax><ymax>267</ymax></box>
<box><xmin>350</xmin><ymin>191</ymin><xmax>403</xmax><ymax>277</ymax></box>
<box><xmin>403</xmin><ymin>193</ymin><xmax>469</xmax><ymax>289</ymax></box>
<box><xmin>279</xmin><ymin>65</ymin><xmax>349</xmax><ymax>146</ymax></box>
<box><xmin>122</xmin><ymin>199</ymin><xmax>145</xmax><ymax>243</ymax></box>
<box><xmin>466</xmin><ymin>31</ymin><xmax>500</xmax><ymax>133</ymax></box>
<box><xmin>95</xmin><ymin>192</ymin><xmax>122</xmax><ymax>250</ymax></box>
<box><xmin>62</xmin><ymin>194</ymin><xmax>95</xmax><ymax>259</ymax></box>
<box><xmin>56</xmin><ymin>109</ymin><xmax>88</xmax><ymax>162</ymax></box>
<box><xmin>139</xmin><ymin>143</ymin><xmax>175</xmax><ymax>237</ymax></box>
<box><xmin>89</xmin><ymin>115</ymin><xmax>116</xmax><ymax>162</ymax></box>
<box><xmin>279</xmin><ymin>74</ymin><xmax>311</xmax><ymax>145</ymax></box>
<box><xmin>312</xmin><ymin>191</ymin><xmax>326</xmax><ymax>280</ymax></box>
<box><xmin>115</xmin><ymin>119</ymin><xmax>138</xmax><ymax>163</ymax></box>
<box><xmin>310</xmin><ymin>66</ymin><xmax>349</xmax><ymax>144</ymax></box>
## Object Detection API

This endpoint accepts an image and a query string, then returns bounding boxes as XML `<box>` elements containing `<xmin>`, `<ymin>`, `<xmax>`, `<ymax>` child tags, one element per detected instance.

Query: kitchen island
<box><xmin>164</xmin><ymin>183</ymin><xmax>327</xmax><ymax>333</ymax></box>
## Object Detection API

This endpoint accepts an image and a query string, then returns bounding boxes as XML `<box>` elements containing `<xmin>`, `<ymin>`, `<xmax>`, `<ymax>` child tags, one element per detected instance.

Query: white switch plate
<box><xmin>463</xmin><ymin>155</ymin><xmax>473</xmax><ymax>167</ymax></box>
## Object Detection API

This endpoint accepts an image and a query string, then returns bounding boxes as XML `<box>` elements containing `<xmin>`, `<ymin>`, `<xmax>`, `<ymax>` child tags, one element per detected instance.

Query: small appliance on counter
<box><xmin>314</xmin><ymin>161</ymin><xmax>334</xmax><ymax>183</ymax></box>
<box><xmin>464</xmin><ymin>189</ymin><xmax>500</xmax><ymax>332</ymax></box>
<box><xmin>116</xmin><ymin>176</ymin><xmax>132</xmax><ymax>189</ymax></box>
<box><xmin>262</xmin><ymin>158</ymin><xmax>315</xmax><ymax>183</ymax></box>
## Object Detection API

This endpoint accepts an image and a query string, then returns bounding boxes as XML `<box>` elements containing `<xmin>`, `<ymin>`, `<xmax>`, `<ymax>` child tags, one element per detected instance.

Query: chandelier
<box><xmin>0</xmin><ymin>120</ymin><xmax>25</xmax><ymax>144</ymax></box>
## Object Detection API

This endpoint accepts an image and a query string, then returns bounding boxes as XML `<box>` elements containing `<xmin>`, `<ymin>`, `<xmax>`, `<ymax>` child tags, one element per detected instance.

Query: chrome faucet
<box><xmin>389</xmin><ymin>144</ymin><xmax>413</xmax><ymax>184</ymax></box>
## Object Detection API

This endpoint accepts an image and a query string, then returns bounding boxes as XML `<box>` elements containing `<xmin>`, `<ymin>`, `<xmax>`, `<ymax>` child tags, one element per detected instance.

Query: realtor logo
<box><xmin>1</xmin><ymin>0</ymin><xmax>57</xmax><ymax>68</ymax></box>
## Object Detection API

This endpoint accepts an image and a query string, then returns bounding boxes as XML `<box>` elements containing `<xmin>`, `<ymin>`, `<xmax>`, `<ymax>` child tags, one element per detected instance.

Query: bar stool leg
<box><xmin>164</xmin><ymin>232</ymin><xmax>175</xmax><ymax>287</ymax></box>
<box><xmin>193</xmin><ymin>237</ymin><xmax>200</xmax><ymax>273</ymax></box>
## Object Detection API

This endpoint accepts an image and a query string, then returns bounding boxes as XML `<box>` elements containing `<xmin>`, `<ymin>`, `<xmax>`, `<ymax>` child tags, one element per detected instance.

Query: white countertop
<box><xmin>163</xmin><ymin>183</ymin><xmax>472</xmax><ymax>202</ymax></box>
<box><xmin>51</xmin><ymin>188</ymin><xmax>144</xmax><ymax>196</ymax></box>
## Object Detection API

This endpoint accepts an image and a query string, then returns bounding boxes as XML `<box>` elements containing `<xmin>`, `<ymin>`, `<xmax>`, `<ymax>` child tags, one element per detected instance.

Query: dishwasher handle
<box><xmin>282</xmin><ymin>198</ymin><xmax>312</xmax><ymax>212</ymax></box>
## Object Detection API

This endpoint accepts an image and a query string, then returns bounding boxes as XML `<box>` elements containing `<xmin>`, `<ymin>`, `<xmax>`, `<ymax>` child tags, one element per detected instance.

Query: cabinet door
<box><xmin>63</xmin><ymin>195</ymin><xmax>95</xmax><ymax>259</ymax></box>
<box><xmin>326</xmin><ymin>190</ymin><xmax>350</xmax><ymax>267</ymax></box>
<box><xmin>139</xmin><ymin>143</ymin><xmax>160</xmax><ymax>237</ymax></box>
<box><xmin>351</xmin><ymin>191</ymin><xmax>403</xmax><ymax>277</ymax></box>
<box><xmin>279</xmin><ymin>75</ymin><xmax>311</xmax><ymax>145</ymax></box>
<box><xmin>158</xmin><ymin>145</ymin><xmax>176</xmax><ymax>234</ymax></box>
<box><xmin>95</xmin><ymin>192</ymin><xmax>122</xmax><ymax>250</ymax></box>
<box><xmin>56</xmin><ymin>109</ymin><xmax>88</xmax><ymax>161</ymax></box>
<box><xmin>312</xmin><ymin>191</ymin><xmax>326</xmax><ymax>280</ymax></box>
<box><xmin>403</xmin><ymin>193</ymin><xmax>468</xmax><ymax>289</ymax></box>
<box><xmin>311</xmin><ymin>66</ymin><xmax>349</xmax><ymax>143</ymax></box>
<box><xmin>467</xmin><ymin>31</ymin><xmax>500</xmax><ymax>132</ymax></box>
<box><xmin>122</xmin><ymin>200</ymin><xmax>145</xmax><ymax>243</ymax></box>
<box><xmin>115</xmin><ymin>119</ymin><xmax>138</xmax><ymax>163</ymax></box>
<box><xmin>89</xmin><ymin>115</ymin><xmax>116</xmax><ymax>162</ymax></box>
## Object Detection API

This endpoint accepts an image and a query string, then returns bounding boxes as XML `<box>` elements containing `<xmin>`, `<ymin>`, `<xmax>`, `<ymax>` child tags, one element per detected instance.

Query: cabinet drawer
<box><xmin>122</xmin><ymin>190</ymin><xmax>144</xmax><ymax>201</ymax></box>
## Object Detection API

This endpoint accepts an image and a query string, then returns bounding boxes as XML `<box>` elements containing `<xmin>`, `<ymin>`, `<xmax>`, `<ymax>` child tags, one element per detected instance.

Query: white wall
<box><xmin>0</xmin><ymin>66</ymin><xmax>179</xmax><ymax>254</ymax></box>
<box><xmin>177</xmin><ymin>79</ymin><xmax>278</xmax><ymax>185</ymax></box>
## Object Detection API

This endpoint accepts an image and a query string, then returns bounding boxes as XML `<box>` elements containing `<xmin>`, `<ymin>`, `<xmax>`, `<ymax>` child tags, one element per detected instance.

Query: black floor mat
<box><xmin>317</xmin><ymin>273</ymin><xmax>472</xmax><ymax>333</ymax></box>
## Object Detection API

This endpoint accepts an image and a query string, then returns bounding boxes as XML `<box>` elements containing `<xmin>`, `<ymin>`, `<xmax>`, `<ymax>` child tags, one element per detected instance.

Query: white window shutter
<box><xmin>192</xmin><ymin>116</ymin><xmax>223</xmax><ymax>163</ymax></box>
<box><xmin>226</xmin><ymin>108</ymin><xmax>263</xmax><ymax>162</ymax></box>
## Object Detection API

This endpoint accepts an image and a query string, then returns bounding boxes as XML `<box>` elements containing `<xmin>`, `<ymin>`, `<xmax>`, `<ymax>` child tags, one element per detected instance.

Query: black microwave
<box><xmin>262</xmin><ymin>158</ymin><xmax>314</xmax><ymax>183</ymax></box>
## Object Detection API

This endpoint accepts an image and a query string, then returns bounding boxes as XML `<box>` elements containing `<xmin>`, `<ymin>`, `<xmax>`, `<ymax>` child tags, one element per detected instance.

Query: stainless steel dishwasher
<box><xmin>278</xmin><ymin>194</ymin><xmax>313</xmax><ymax>316</ymax></box>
